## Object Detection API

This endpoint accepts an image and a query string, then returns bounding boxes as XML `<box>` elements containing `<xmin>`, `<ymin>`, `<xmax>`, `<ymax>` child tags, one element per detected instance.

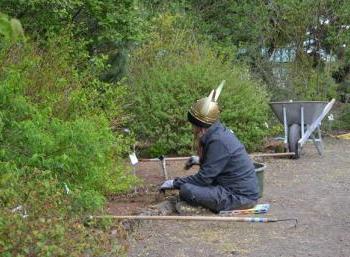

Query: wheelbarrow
<box><xmin>269</xmin><ymin>99</ymin><xmax>335</xmax><ymax>159</ymax></box>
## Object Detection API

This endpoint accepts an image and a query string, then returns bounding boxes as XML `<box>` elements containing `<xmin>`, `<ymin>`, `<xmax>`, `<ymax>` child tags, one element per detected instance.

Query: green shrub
<box><xmin>0</xmin><ymin>32</ymin><xmax>133</xmax><ymax>256</ymax></box>
<box><xmin>337</xmin><ymin>80</ymin><xmax>350</xmax><ymax>103</ymax></box>
<box><xmin>128</xmin><ymin>14</ymin><xmax>269</xmax><ymax>156</ymax></box>
<box><xmin>0</xmin><ymin>12</ymin><xmax>25</xmax><ymax>42</ymax></box>
<box><xmin>287</xmin><ymin>57</ymin><xmax>338</xmax><ymax>100</ymax></box>
<box><xmin>0</xmin><ymin>42</ymin><xmax>137</xmax><ymax>196</ymax></box>
<box><xmin>330</xmin><ymin>103</ymin><xmax>350</xmax><ymax>131</ymax></box>
<box><xmin>0</xmin><ymin>165</ymin><xmax>127</xmax><ymax>256</ymax></box>
<box><xmin>0</xmin><ymin>11</ymin><xmax>135</xmax><ymax>257</ymax></box>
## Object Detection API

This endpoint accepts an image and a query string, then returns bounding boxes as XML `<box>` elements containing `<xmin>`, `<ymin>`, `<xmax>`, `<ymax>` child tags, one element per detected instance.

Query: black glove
<box><xmin>184</xmin><ymin>156</ymin><xmax>200</xmax><ymax>170</ymax></box>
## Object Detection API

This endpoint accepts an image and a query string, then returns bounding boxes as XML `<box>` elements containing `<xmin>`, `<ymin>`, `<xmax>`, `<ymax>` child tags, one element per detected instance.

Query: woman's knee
<box><xmin>179</xmin><ymin>183</ymin><xmax>196</xmax><ymax>202</ymax></box>
<box><xmin>179</xmin><ymin>184</ymin><xmax>219</xmax><ymax>212</ymax></box>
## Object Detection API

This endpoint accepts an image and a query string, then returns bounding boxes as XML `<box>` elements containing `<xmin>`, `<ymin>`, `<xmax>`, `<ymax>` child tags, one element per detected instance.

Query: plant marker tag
<box><xmin>64</xmin><ymin>183</ymin><xmax>70</xmax><ymax>194</ymax></box>
<box><xmin>129</xmin><ymin>152</ymin><xmax>138</xmax><ymax>166</ymax></box>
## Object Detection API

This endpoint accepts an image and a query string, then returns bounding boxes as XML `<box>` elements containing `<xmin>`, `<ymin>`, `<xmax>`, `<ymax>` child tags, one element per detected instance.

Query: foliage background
<box><xmin>128</xmin><ymin>14</ymin><xmax>269</xmax><ymax>156</ymax></box>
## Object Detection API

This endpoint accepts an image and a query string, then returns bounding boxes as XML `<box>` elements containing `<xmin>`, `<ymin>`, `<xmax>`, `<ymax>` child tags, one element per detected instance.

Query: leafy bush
<box><xmin>0</xmin><ymin>14</ymin><xmax>134</xmax><ymax>256</ymax></box>
<box><xmin>286</xmin><ymin>57</ymin><xmax>338</xmax><ymax>100</ymax></box>
<box><xmin>0</xmin><ymin>0</ymin><xmax>144</xmax><ymax>45</ymax></box>
<box><xmin>128</xmin><ymin>14</ymin><xmax>269</xmax><ymax>156</ymax></box>
<box><xmin>0</xmin><ymin>165</ymin><xmax>127</xmax><ymax>256</ymax></box>
<box><xmin>331</xmin><ymin>103</ymin><xmax>350</xmax><ymax>131</ymax></box>
<box><xmin>337</xmin><ymin>80</ymin><xmax>350</xmax><ymax>103</ymax></box>
<box><xmin>0</xmin><ymin>12</ymin><xmax>25</xmax><ymax>42</ymax></box>
<box><xmin>0</xmin><ymin>42</ymin><xmax>137</xmax><ymax>196</ymax></box>
<box><xmin>0</xmin><ymin>0</ymin><xmax>147</xmax><ymax>84</ymax></box>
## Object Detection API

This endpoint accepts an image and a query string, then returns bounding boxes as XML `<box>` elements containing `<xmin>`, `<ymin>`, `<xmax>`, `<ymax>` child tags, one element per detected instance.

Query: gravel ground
<box><xmin>122</xmin><ymin>138</ymin><xmax>350</xmax><ymax>257</ymax></box>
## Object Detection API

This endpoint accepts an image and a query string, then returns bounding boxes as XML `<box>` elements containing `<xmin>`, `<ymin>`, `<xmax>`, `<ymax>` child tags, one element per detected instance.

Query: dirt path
<box><xmin>113</xmin><ymin>138</ymin><xmax>350</xmax><ymax>257</ymax></box>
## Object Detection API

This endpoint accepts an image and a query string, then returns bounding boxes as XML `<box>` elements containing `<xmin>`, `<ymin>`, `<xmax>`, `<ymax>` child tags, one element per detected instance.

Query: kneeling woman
<box><xmin>160</xmin><ymin>81</ymin><xmax>259</xmax><ymax>213</ymax></box>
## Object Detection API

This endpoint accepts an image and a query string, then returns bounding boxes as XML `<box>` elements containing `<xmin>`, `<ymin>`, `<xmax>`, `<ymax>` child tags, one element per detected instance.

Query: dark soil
<box><xmin>108</xmin><ymin>138</ymin><xmax>350</xmax><ymax>257</ymax></box>
<box><xmin>107</xmin><ymin>160</ymin><xmax>197</xmax><ymax>215</ymax></box>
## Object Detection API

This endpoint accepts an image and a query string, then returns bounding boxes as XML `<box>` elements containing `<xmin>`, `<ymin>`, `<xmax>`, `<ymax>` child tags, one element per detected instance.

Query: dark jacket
<box><xmin>173</xmin><ymin>121</ymin><xmax>259</xmax><ymax>200</ymax></box>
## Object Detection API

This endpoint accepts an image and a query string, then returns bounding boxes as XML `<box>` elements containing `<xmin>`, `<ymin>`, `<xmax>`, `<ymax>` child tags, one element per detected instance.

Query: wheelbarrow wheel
<box><xmin>288</xmin><ymin>124</ymin><xmax>301</xmax><ymax>159</ymax></box>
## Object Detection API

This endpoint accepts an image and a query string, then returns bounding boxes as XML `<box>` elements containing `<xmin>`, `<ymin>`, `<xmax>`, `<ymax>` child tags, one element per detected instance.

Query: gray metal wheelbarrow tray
<box><xmin>269</xmin><ymin>99</ymin><xmax>335</xmax><ymax>159</ymax></box>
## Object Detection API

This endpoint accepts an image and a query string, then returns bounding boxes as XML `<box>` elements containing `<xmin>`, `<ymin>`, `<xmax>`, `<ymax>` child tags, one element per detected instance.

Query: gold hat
<box><xmin>188</xmin><ymin>80</ymin><xmax>225</xmax><ymax>127</ymax></box>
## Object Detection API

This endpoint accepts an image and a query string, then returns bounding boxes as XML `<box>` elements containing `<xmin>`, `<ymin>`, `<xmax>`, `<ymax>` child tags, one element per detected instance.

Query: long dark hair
<box><xmin>192</xmin><ymin>126</ymin><xmax>207</xmax><ymax>161</ymax></box>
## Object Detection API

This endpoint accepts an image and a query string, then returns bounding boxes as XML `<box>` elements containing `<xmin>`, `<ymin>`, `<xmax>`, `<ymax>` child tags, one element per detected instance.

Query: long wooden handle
<box><xmin>90</xmin><ymin>215</ymin><xmax>277</xmax><ymax>222</ymax></box>
<box><xmin>249</xmin><ymin>152</ymin><xmax>295</xmax><ymax>157</ymax></box>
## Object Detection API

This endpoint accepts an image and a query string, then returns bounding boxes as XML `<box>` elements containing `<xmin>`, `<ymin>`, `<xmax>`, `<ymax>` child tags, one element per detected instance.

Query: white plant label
<box><xmin>129</xmin><ymin>152</ymin><xmax>138</xmax><ymax>166</ymax></box>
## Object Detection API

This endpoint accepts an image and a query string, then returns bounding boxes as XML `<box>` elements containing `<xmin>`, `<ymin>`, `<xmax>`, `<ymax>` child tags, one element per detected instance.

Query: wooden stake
<box><xmin>249</xmin><ymin>152</ymin><xmax>295</xmax><ymax>157</ymax></box>
<box><xmin>140</xmin><ymin>152</ymin><xmax>295</xmax><ymax>162</ymax></box>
